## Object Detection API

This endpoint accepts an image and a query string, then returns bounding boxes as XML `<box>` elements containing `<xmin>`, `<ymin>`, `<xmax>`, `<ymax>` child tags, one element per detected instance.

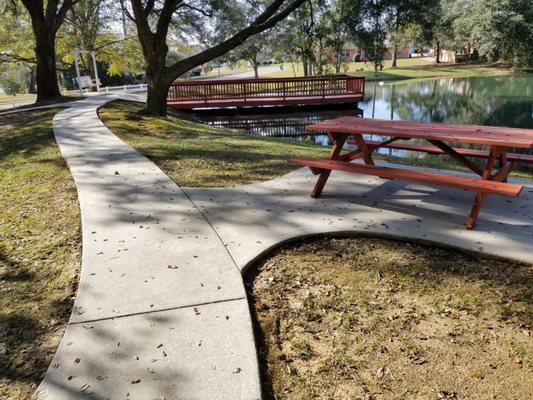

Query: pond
<box><xmin>184</xmin><ymin>75</ymin><xmax>532</xmax><ymax>172</ymax></box>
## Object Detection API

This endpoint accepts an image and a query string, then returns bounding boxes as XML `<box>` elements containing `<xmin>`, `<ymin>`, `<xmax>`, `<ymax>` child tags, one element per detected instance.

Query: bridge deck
<box><xmin>167</xmin><ymin>75</ymin><xmax>365</xmax><ymax>109</ymax></box>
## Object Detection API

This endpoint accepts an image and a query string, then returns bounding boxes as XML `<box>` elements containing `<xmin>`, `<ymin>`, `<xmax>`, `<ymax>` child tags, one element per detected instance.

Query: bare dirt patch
<box><xmin>246</xmin><ymin>236</ymin><xmax>532</xmax><ymax>400</ymax></box>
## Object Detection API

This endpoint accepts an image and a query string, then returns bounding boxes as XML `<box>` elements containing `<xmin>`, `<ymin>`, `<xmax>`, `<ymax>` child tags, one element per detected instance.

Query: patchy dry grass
<box><xmin>98</xmin><ymin>100</ymin><xmax>328</xmax><ymax>187</ymax></box>
<box><xmin>247</xmin><ymin>236</ymin><xmax>532</xmax><ymax>400</ymax></box>
<box><xmin>0</xmin><ymin>110</ymin><xmax>81</xmax><ymax>399</ymax></box>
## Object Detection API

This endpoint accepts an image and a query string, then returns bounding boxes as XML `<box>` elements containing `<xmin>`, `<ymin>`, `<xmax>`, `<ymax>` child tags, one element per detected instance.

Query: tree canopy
<box><xmin>0</xmin><ymin>0</ymin><xmax>530</xmax><ymax>110</ymax></box>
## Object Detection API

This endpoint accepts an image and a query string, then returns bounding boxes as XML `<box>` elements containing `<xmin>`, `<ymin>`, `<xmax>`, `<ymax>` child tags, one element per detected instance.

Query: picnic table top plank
<box><xmin>307</xmin><ymin>117</ymin><xmax>533</xmax><ymax>149</ymax></box>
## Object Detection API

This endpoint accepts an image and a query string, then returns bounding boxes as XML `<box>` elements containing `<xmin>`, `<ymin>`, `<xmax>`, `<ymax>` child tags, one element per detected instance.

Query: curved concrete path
<box><xmin>35</xmin><ymin>94</ymin><xmax>532</xmax><ymax>400</ymax></box>
<box><xmin>34</xmin><ymin>94</ymin><xmax>261</xmax><ymax>400</ymax></box>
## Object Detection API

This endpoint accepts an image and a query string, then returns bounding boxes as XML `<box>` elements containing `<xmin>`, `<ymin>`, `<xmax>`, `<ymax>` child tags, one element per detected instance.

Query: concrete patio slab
<box><xmin>184</xmin><ymin>167</ymin><xmax>533</xmax><ymax>268</ymax></box>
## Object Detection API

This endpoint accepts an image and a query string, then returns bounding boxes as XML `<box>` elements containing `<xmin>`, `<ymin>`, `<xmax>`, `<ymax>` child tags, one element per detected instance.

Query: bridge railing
<box><xmin>167</xmin><ymin>75</ymin><xmax>364</xmax><ymax>103</ymax></box>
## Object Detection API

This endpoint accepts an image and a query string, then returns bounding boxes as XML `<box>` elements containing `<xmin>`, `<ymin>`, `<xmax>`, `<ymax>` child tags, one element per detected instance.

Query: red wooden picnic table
<box><xmin>289</xmin><ymin>117</ymin><xmax>533</xmax><ymax>229</ymax></box>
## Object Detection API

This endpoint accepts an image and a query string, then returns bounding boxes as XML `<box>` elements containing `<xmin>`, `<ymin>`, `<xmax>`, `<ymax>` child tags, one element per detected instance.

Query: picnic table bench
<box><xmin>289</xmin><ymin>117</ymin><xmax>533</xmax><ymax>229</ymax></box>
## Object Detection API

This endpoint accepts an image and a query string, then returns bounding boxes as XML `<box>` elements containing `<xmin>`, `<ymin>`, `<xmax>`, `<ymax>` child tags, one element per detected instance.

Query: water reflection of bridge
<box><xmin>197</xmin><ymin>108</ymin><xmax>364</xmax><ymax>137</ymax></box>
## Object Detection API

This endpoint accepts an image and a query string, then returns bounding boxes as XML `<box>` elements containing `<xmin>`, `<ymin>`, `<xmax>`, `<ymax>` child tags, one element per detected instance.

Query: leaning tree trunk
<box><xmin>34</xmin><ymin>31</ymin><xmax>61</xmax><ymax>101</ymax></box>
<box><xmin>436</xmin><ymin>40</ymin><xmax>441</xmax><ymax>64</ymax></box>
<box><xmin>252</xmin><ymin>59</ymin><xmax>259</xmax><ymax>78</ymax></box>
<box><xmin>391</xmin><ymin>45</ymin><xmax>398</xmax><ymax>68</ymax></box>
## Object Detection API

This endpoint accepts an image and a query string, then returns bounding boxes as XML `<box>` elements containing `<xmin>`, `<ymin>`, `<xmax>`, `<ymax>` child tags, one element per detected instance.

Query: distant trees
<box><xmin>322</xmin><ymin>1</ymin><xmax>352</xmax><ymax>73</ymax></box>
<box><xmin>274</xmin><ymin>0</ymin><xmax>531</xmax><ymax>75</ymax></box>
<box><xmin>445</xmin><ymin>0</ymin><xmax>532</xmax><ymax>69</ymax></box>
<box><xmin>348</xmin><ymin>0</ymin><xmax>389</xmax><ymax>74</ymax></box>
<box><xmin>275</xmin><ymin>1</ymin><xmax>317</xmax><ymax>76</ymax></box>
<box><xmin>232</xmin><ymin>33</ymin><xmax>271</xmax><ymax>79</ymax></box>
<box><xmin>0</xmin><ymin>72</ymin><xmax>24</xmax><ymax>96</ymax></box>
<box><xmin>344</xmin><ymin>0</ymin><xmax>440</xmax><ymax>73</ymax></box>
<box><xmin>273</xmin><ymin>0</ymin><xmax>440</xmax><ymax>75</ymax></box>
<box><xmin>274</xmin><ymin>0</ymin><xmax>356</xmax><ymax>76</ymax></box>
<box><xmin>0</xmin><ymin>0</ymin><xmax>529</xmax><ymax>114</ymax></box>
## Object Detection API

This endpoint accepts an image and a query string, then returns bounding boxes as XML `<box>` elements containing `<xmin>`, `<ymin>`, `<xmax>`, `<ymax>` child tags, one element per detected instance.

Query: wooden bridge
<box><xmin>167</xmin><ymin>75</ymin><xmax>364</xmax><ymax>109</ymax></box>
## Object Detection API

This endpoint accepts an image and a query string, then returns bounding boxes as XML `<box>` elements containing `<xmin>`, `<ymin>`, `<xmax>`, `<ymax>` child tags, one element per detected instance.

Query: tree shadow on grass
<box><xmin>0</xmin><ymin>293</ymin><xmax>76</xmax><ymax>397</ymax></box>
<box><xmin>0</xmin><ymin>251</ymin><xmax>34</xmax><ymax>282</ymax></box>
<box><xmin>0</xmin><ymin>313</ymin><xmax>47</xmax><ymax>389</ymax></box>
<box><xmin>0</xmin><ymin>109</ymin><xmax>60</xmax><ymax>164</ymax></box>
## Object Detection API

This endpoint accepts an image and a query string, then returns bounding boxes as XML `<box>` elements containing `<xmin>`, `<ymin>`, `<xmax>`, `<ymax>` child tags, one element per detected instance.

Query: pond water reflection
<box><xmin>185</xmin><ymin>75</ymin><xmax>533</xmax><ymax>168</ymax></box>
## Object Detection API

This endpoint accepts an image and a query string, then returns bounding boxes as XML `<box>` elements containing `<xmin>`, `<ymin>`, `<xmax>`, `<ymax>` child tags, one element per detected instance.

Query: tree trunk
<box><xmin>251</xmin><ymin>57</ymin><xmax>259</xmax><ymax>78</ymax></box>
<box><xmin>436</xmin><ymin>40</ymin><xmax>441</xmax><ymax>64</ymax></box>
<box><xmin>335</xmin><ymin>50</ymin><xmax>341</xmax><ymax>74</ymax></box>
<box><xmin>302</xmin><ymin>58</ymin><xmax>309</xmax><ymax>77</ymax></box>
<box><xmin>82</xmin><ymin>52</ymin><xmax>98</xmax><ymax>92</ymax></box>
<box><xmin>34</xmin><ymin>31</ymin><xmax>61</xmax><ymax>101</ymax></box>
<box><xmin>391</xmin><ymin>45</ymin><xmax>398</xmax><ymax>68</ymax></box>
<box><xmin>145</xmin><ymin>69</ymin><xmax>172</xmax><ymax>116</ymax></box>
<box><xmin>317</xmin><ymin>39</ymin><xmax>323</xmax><ymax>75</ymax></box>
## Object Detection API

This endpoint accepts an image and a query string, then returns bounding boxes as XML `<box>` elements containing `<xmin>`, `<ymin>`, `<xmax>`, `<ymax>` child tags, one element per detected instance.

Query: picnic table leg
<box><xmin>466</xmin><ymin>146</ymin><xmax>510</xmax><ymax>229</ymax></box>
<box><xmin>466</xmin><ymin>192</ymin><xmax>487</xmax><ymax>229</ymax></box>
<box><xmin>311</xmin><ymin>133</ymin><xmax>349</xmax><ymax>198</ymax></box>
<box><xmin>352</xmin><ymin>134</ymin><xmax>375</xmax><ymax>166</ymax></box>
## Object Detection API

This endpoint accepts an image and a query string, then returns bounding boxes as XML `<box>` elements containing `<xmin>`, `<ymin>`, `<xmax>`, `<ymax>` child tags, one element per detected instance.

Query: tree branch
<box><xmin>167</xmin><ymin>0</ymin><xmax>306</xmax><ymax>78</ymax></box>
<box><xmin>179</xmin><ymin>2</ymin><xmax>213</xmax><ymax>17</ymax></box>
<box><xmin>155</xmin><ymin>0</ymin><xmax>184</xmax><ymax>41</ymax></box>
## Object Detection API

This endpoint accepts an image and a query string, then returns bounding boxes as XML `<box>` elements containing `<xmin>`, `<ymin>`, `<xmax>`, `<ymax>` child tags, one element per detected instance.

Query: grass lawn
<box><xmin>99</xmin><ymin>100</ymin><xmax>532</xmax><ymax>181</ymax></box>
<box><xmin>98</xmin><ymin>100</ymin><xmax>329</xmax><ymax>187</ymax></box>
<box><xmin>0</xmin><ymin>93</ymin><xmax>36</xmax><ymax>102</ymax></box>
<box><xmin>262</xmin><ymin>60</ymin><xmax>516</xmax><ymax>82</ymax></box>
<box><xmin>0</xmin><ymin>94</ymin><xmax>37</xmax><ymax>109</ymax></box>
<box><xmin>203</xmin><ymin>63</ymin><xmax>254</xmax><ymax>77</ymax></box>
<box><xmin>247</xmin><ymin>236</ymin><xmax>532</xmax><ymax>400</ymax></box>
<box><xmin>0</xmin><ymin>110</ymin><xmax>81</xmax><ymax>399</ymax></box>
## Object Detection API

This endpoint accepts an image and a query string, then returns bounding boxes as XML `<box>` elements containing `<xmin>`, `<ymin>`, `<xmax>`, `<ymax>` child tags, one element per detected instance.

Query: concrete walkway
<box><xmin>35</xmin><ymin>94</ymin><xmax>532</xmax><ymax>400</ymax></box>
<box><xmin>34</xmin><ymin>94</ymin><xmax>261</xmax><ymax>400</ymax></box>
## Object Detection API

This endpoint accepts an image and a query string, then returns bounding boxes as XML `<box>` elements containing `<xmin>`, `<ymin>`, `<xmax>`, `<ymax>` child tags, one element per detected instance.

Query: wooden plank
<box><xmin>351</xmin><ymin>134</ymin><xmax>375</xmax><ymax>166</ymax></box>
<box><xmin>311</xmin><ymin>134</ymin><xmax>349</xmax><ymax>198</ymax></box>
<box><xmin>168</xmin><ymin>94</ymin><xmax>363</xmax><ymax>109</ymax></box>
<box><xmin>288</xmin><ymin>157</ymin><xmax>523</xmax><ymax>196</ymax></box>
<box><xmin>428</xmin><ymin>139</ymin><xmax>483</xmax><ymax>176</ymax></box>
<box><xmin>364</xmin><ymin>140</ymin><xmax>533</xmax><ymax>163</ymax></box>
<box><xmin>307</xmin><ymin>117</ymin><xmax>533</xmax><ymax>148</ymax></box>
